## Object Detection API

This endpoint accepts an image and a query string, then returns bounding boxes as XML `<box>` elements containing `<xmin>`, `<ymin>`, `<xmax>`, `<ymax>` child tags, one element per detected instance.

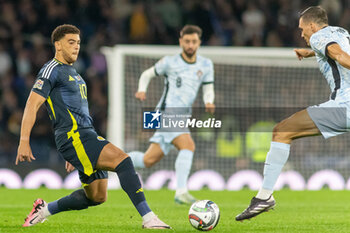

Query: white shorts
<box><xmin>307</xmin><ymin>99</ymin><xmax>350</xmax><ymax>139</ymax></box>
<box><xmin>149</xmin><ymin>131</ymin><xmax>190</xmax><ymax>155</ymax></box>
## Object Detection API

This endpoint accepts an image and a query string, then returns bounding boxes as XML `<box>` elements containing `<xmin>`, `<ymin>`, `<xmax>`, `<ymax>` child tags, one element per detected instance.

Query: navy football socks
<box><xmin>48</xmin><ymin>189</ymin><xmax>102</xmax><ymax>215</ymax></box>
<box><xmin>115</xmin><ymin>157</ymin><xmax>151</xmax><ymax>216</ymax></box>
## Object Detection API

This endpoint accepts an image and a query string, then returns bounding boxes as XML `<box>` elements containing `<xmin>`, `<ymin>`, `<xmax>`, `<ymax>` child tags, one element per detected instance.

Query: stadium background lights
<box><xmin>0</xmin><ymin>168</ymin><xmax>348</xmax><ymax>190</ymax></box>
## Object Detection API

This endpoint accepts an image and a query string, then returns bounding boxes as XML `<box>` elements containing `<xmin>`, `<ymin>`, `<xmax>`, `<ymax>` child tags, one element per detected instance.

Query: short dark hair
<box><xmin>51</xmin><ymin>24</ymin><xmax>80</xmax><ymax>45</ymax></box>
<box><xmin>180</xmin><ymin>25</ymin><xmax>202</xmax><ymax>38</ymax></box>
<box><xmin>300</xmin><ymin>6</ymin><xmax>328</xmax><ymax>25</ymax></box>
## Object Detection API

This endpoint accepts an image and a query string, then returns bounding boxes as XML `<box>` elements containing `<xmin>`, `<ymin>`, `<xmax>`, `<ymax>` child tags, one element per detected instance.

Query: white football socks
<box><xmin>256</xmin><ymin>142</ymin><xmax>290</xmax><ymax>200</ymax></box>
<box><xmin>175</xmin><ymin>149</ymin><xmax>194</xmax><ymax>193</ymax></box>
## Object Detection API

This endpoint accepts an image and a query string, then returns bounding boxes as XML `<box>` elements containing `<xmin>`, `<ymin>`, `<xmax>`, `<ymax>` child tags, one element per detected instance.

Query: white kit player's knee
<box><xmin>128</xmin><ymin>151</ymin><xmax>145</xmax><ymax>168</ymax></box>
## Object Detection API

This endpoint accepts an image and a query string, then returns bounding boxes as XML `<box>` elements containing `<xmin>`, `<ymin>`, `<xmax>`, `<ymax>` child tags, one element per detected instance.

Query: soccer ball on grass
<box><xmin>188</xmin><ymin>200</ymin><xmax>220</xmax><ymax>231</ymax></box>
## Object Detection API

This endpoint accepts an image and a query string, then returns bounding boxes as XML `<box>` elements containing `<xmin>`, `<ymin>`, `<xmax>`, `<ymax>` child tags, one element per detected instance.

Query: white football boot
<box><xmin>23</xmin><ymin>199</ymin><xmax>49</xmax><ymax>227</ymax></box>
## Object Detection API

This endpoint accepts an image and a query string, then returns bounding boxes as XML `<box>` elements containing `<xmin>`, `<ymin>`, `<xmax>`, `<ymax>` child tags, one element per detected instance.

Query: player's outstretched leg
<box><xmin>236</xmin><ymin>142</ymin><xmax>290</xmax><ymax>221</ymax></box>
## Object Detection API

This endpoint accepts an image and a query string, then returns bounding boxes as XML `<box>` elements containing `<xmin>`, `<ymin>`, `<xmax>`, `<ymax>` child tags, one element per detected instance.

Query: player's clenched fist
<box><xmin>135</xmin><ymin>91</ymin><xmax>146</xmax><ymax>101</ymax></box>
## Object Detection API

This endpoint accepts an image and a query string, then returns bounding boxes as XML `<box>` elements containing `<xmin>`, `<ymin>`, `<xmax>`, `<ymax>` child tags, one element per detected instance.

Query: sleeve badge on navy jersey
<box><xmin>197</xmin><ymin>70</ymin><xmax>203</xmax><ymax>79</ymax></box>
<box><xmin>33</xmin><ymin>79</ymin><xmax>44</xmax><ymax>90</ymax></box>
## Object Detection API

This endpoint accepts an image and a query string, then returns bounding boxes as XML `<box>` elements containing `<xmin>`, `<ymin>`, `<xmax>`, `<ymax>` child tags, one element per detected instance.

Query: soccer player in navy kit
<box><xmin>16</xmin><ymin>24</ymin><xmax>170</xmax><ymax>229</ymax></box>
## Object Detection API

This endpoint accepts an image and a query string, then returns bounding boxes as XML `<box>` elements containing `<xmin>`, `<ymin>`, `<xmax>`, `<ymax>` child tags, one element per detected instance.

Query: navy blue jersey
<box><xmin>32</xmin><ymin>58</ymin><xmax>93</xmax><ymax>134</ymax></box>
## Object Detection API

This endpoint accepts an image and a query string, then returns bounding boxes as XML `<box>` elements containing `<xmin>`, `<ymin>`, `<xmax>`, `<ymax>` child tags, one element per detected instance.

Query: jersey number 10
<box><xmin>79</xmin><ymin>84</ymin><xmax>87</xmax><ymax>99</ymax></box>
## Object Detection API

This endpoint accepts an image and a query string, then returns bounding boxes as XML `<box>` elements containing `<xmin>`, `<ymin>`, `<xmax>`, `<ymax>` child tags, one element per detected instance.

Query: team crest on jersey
<box><xmin>33</xmin><ymin>79</ymin><xmax>44</xmax><ymax>90</ymax></box>
<box><xmin>97</xmin><ymin>136</ymin><xmax>105</xmax><ymax>141</ymax></box>
<box><xmin>197</xmin><ymin>70</ymin><xmax>203</xmax><ymax>79</ymax></box>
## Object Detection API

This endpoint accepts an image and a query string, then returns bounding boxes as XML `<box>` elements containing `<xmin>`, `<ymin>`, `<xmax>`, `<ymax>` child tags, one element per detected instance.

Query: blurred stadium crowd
<box><xmin>0</xmin><ymin>0</ymin><xmax>348</xmax><ymax>164</ymax></box>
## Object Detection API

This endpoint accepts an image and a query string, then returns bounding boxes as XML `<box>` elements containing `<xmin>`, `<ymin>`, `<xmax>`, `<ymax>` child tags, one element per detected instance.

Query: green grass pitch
<box><xmin>1</xmin><ymin>188</ymin><xmax>350</xmax><ymax>233</ymax></box>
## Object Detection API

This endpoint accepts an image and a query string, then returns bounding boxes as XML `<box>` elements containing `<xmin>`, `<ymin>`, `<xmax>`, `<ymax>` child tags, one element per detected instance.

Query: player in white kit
<box><xmin>129</xmin><ymin>25</ymin><xmax>215</xmax><ymax>204</ymax></box>
<box><xmin>236</xmin><ymin>6</ymin><xmax>350</xmax><ymax>221</ymax></box>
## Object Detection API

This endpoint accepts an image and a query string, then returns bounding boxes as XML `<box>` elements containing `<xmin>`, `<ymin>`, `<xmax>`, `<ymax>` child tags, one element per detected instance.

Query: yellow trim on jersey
<box><xmin>47</xmin><ymin>96</ymin><xmax>56</xmax><ymax>120</ymax></box>
<box><xmin>67</xmin><ymin>109</ymin><xmax>94</xmax><ymax>176</ymax></box>
<box><xmin>53</xmin><ymin>58</ymin><xmax>63</xmax><ymax>64</ymax></box>
<box><xmin>69</xmin><ymin>75</ymin><xmax>75</xmax><ymax>81</ymax></box>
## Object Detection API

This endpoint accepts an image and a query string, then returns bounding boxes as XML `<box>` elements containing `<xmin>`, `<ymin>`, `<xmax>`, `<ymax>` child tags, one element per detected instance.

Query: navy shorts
<box><xmin>55</xmin><ymin>127</ymin><xmax>109</xmax><ymax>185</ymax></box>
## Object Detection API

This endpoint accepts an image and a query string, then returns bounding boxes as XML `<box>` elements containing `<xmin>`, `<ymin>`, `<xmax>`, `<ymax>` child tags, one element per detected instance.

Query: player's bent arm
<box><xmin>16</xmin><ymin>91</ymin><xmax>46</xmax><ymax>164</ymax></box>
<box><xmin>137</xmin><ymin>66</ymin><xmax>157</xmax><ymax>93</ymax></box>
<box><xmin>294</xmin><ymin>48</ymin><xmax>315</xmax><ymax>60</ymax></box>
<box><xmin>20</xmin><ymin>91</ymin><xmax>46</xmax><ymax>142</ymax></box>
<box><xmin>327</xmin><ymin>43</ymin><xmax>350</xmax><ymax>69</ymax></box>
